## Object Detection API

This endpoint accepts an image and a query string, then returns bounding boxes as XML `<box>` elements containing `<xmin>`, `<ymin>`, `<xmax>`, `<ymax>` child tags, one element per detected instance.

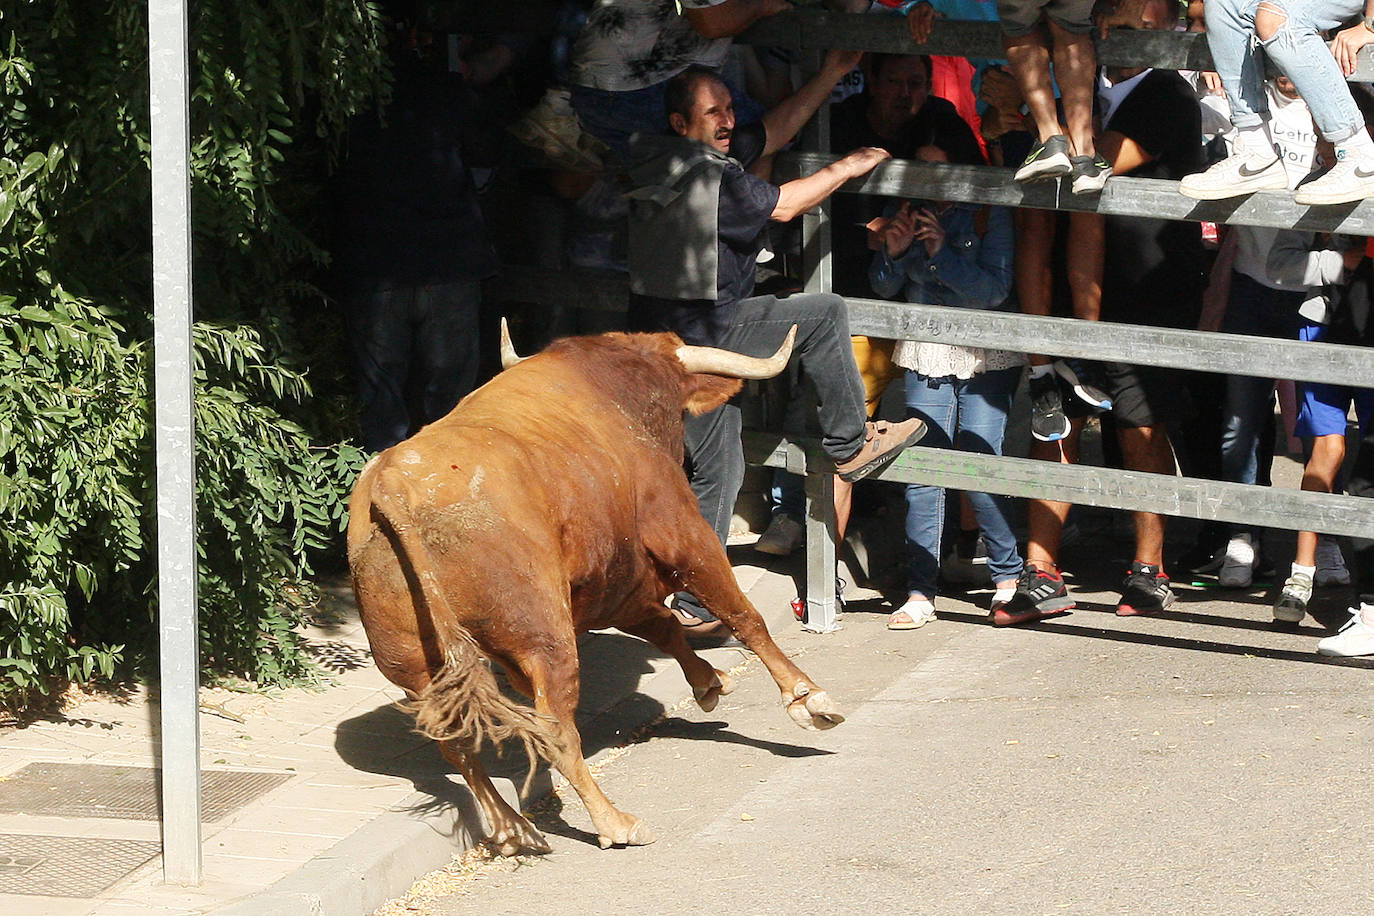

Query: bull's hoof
<box><xmin>596</xmin><ymin>815</ymin><xmax>656</xmax><ymax>849</ymax></box>
<box><xmin>786</xmin><ymin>688</ymin><xmax>844</xmax><ymax>730</ymax></box>
<box><xmin>489</xmin><ymin>816</ymin><xmax>552</xmax><ymax>856</ymax></box>
<box><xmin>693</xmin><ymin>668</ymin><xmax>735</xmax><ymax>712</ymax></box>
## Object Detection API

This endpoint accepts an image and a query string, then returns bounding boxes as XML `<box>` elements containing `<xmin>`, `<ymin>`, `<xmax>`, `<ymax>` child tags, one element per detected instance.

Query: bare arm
<box><xmin>771</xmin><ymin>147</ymin><xmax>890</xmax><ymax>222</ymax></box>
<box><xmin>685</xmin><ymin>0</ymin><xmax>790</xmax><ymax>39</ymax></box>
<box><xmin>760</xmin><ymin>47</ymin><xmax>863</xmax><ymax>156</ymax></box>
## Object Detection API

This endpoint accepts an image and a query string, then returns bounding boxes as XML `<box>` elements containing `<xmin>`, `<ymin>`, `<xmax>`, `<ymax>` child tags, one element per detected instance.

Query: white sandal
<box><xmin>888</xmin><ymin>595</ymin><xmax>936</xmax><ymax>630</ymax></box>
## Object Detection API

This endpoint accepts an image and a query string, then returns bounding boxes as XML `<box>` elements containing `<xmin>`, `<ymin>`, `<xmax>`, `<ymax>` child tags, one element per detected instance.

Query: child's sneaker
<box><xmin>1179</xmin><ymin>151</ymin><xmax>1287</xmax><ymax>200</ymax></box>
<box><xmin>1053</xmin><ymin>359</ymin><xmax>1112</xmax><ymax>410</ymax></box>
<box><xmin>1316</xmin><ymin>607</ymin><xmax>1374</xmax><ymax>657</ymax></box>
<box><xmin>1273</xmin><ymin>572</ymin><xmax>1312</xmax><ymax>623</ymax></box>
<box><xmin>1313</xmin><ymin>537</ymin><xmax>1352</xmax><ymax>586</ymax></box>
<box><xmin>1029</xmin><ymin>371</ymin><xmax>1069</xmax><ymax>442</ymax></box>
<box><xmin>1014</xmin><ymin>134</ymin><xmax>1072</xmax><ymax>182</ymax></box>
<box><xmin>1069</xmin><ymin>153</ymin><xmax>1113</xmax><ymax>195</ymax></box>
<box><xmin>1293</xmin><ymin>147</ymin><xmax>1374</xmax><ymax>206</ymax></box>
<box><xmin>1116</xmin><ymin>562</ymin><xmax>1175</xmax><ymax>616</ymax></box>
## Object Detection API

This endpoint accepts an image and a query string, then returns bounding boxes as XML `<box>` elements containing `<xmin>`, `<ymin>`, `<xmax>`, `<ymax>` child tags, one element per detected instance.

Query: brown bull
<box><xmin>346</xmin><ymin>323</ymin><xmax>843</xmax><ymax>855</ymax></box>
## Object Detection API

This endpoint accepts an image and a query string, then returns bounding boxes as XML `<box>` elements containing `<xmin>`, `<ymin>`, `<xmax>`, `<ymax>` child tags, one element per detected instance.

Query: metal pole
<box><xmin>148</xmin><ymin>0</ymin><xmax>201</xmax><ymax>885</ymax></box>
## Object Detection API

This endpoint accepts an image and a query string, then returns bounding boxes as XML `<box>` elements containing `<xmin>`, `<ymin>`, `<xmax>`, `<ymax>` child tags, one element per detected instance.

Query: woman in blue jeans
<box><xmin>868</xmin><ymin>111</ymin><xmax>1026</xmax><ymax>629</ymax></box>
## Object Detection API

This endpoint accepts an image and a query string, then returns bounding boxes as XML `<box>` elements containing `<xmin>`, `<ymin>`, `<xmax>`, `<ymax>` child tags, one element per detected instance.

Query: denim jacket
<box><xmin>868</xmin><ymin>201</ymin><xmax>1015</xmax><ymax>311</ymax></box>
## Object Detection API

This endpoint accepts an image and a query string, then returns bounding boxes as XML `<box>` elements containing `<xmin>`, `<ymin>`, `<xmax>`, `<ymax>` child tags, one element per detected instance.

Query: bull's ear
<box><xmin>683</xmin><ymin>374</ymin><xmax>743</xmax><ymax>415</ymax></box>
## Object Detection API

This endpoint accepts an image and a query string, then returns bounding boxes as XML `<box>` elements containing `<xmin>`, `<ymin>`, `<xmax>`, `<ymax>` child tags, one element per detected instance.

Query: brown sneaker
<box><xmin>833</xmin><ymin>418</ymin><xmax>926</xmax><ymax>482</ymax></box>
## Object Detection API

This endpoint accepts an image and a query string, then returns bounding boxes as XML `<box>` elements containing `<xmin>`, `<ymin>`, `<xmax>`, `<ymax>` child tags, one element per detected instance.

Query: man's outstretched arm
<box><xmin>772</xmin><ymin>146</ymin><xmax>890</xmax><ymax>221</ymax></box>
<box><xmin>761</xmin><ymin>48</ymin><xmax>863</xmax><ymax>156</ymax></box>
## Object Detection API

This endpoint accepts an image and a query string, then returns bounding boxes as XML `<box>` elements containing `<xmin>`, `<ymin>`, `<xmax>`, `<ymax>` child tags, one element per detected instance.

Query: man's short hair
<box><xmin>665</xmin><ymin>65</ymin><xmax>728</xmax><ymax>128</ymax></box>
<box><xmin>867</xmin><ymin>52</ymin><xmax>933</xmax><ymax>83</ymax></box>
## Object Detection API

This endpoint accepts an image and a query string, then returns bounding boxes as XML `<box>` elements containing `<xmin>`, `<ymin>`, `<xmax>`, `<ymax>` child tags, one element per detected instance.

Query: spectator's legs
<box><xmin>347</xmin><ymin>283</ymin><xmax>416</xmax><ymax>453</ymax></box>
<box><xmin>1254</xmin><ymin>0</ymin><xmax>1365</xmax><ymax>144</ymax></box>
<box><xmin>1220</xmin><ymin>374</ymin><xmax>1275</xmax><ymax>489</ymax></box>
<box><xmin>1203</xmin><ymin>0</ymin><xmax>1272</xmax><ymax>133</ymax></box>
<box><xmin>1015</xmin><ymin>208</ymin><xmax>1056</xmax><ymax>370</ymax></box>
<box><xmin>952</xmin><ymin>367</ymin><xmax>1024</xmax><ymax>589</ymax></box>
<box><xmin>724</xmin><ymin>293</ymin><xmax>868</xmax><ymax>462</ymax></box>
<box><xmin>1294</xmin><ymin>433</ymin><xmax>1347</xmax><ymax>567</ymax></box>
<box><xmin>1348</xmin><ymin>424</ymin><xmax>1374</xmax><ymax>603</ymax></box>
<box><xmin>902</xmin><ymin>372</ymin><xmax>958</xmax><ymax>600</ymax></box>
<box><xmin>1046</xmin><ymin>19</ymin><xmax>1097</xmax><ymax>158</ymax></box>
<box><xmin>415</xmin><ymin>280</ymin><xmax>482</xmax><ymax>428</ymax></box>
<box><xmin>1025</xmin><ymin>420</ymin><xmax>1085</xmax><ymax>570</ymax></box>
<box><xmin>676</xmin><ymin>401</ymin><xmax>747</xmax><ymax>623</ymax></box>
<box><xmin>1002</xmin><ymin>26</ymin><xmax>1060</xmax><ymax>144</ymax></box>
<box><xmin>1117</xmin><ymin>423</ymin><xmax>1176</xmax><ymax>568</ymax></box>
<box><xmin>1066</xmin><ymin>212</ymin><xmax>1103</xmax><ymax>322</ymax></box>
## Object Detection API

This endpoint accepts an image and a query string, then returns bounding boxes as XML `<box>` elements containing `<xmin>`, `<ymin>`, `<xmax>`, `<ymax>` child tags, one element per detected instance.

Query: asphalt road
<box><xmin>376</xmin><ymin>560</ymin><xmax>1374</xmax><ymax>916</ymax></box>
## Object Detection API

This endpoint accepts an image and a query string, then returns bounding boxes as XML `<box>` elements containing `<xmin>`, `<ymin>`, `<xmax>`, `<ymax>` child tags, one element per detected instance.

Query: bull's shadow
<box><xmin>334</xmin><ymin>627</ymin><xmax>839</xmax><ymax>846</ymax></box>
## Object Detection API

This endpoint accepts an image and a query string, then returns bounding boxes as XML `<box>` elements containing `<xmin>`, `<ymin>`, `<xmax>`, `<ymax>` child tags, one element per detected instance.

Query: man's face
<box><xmin>868</xmin><ymin>56</ymin><xmax>930</xmax><ymax>133</ymax></box>
<box><xmin>673</xmin><ymin>78</ymin><xmax>735</xmax><ymax>153</ymax></box>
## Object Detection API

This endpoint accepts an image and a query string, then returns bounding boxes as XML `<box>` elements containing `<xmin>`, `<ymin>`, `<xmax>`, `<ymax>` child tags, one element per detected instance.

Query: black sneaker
<box><xmin>1029</xmin><ymin>371</ymin><xmax>1069</xmax><ymax>442</ymax></box>
<box><xmin>1014</xmin><ymin>134</ymin><xmax>1073</xmax><ymax>182</ymax></box>
<box><xmin>1053</xmin><ymin>358</ymin><xmax>1112</xmax><ymax>411</ymax></box>
<box><xmin>1116</xmin><ymin>562</ymin><xmax>1175</xmax><ymax>616</ymax></box>
<box><xmin>991</xmin><ymin>565</ymin><xmax>1074</xmax><ymax>626</ymax></box>
<box><xmin>1070</xmin><ymin>153</ymin><xmax>1113</xmax><ymax>195</ymax></box>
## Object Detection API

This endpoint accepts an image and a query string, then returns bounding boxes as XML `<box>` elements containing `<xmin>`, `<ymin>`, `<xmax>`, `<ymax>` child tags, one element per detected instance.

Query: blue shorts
<box><xmin>1295</xmin><ymin>320</ymin><xmax>1374</xmax><ymax>437</ymax></box>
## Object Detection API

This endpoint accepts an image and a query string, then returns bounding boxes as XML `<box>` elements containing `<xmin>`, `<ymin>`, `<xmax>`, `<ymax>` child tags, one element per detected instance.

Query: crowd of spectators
<box><xmin>339</xmin><ymin>0</ymin><xmax>1374</xmax><ymax>659</ymax></box>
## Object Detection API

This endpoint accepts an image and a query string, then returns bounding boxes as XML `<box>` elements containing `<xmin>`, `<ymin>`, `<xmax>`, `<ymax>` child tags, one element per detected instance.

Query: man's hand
<box><xmin>1333</xmin><ymin>24</ymin><xmax>1374</xmax><ymax>77</ymax></box>
<box><xmin>906</xmin><ymin>2</ymin><xmax>937</xmax><ymax>44</ymax></box>
<box><xmin>881</xmin><ymin>202</ymin><xmax>918</xmax><ymax>257</ymax></box>
<box><xmin>978</xmin><ymin>68</ymin><xmax>1024</xmax><ymax>116</ymax></box>
<box><xmin>821</xmin><ymin>47</ymin><xmax>864</xmax><ymax>78</ymax></box>
<box><xmin>841</xmin><ymin>146</ymin><xmax>892</xmax><ymax>179</ymax></box>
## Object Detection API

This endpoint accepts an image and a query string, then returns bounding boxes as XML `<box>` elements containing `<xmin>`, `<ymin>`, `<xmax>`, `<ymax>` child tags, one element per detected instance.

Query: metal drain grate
<box><xmin>0</xmin><ymin>763</ymin><xmax>292</xmax><ymax>821</ymax></box>
<box><xmin>0</xmin><ymin>833</ymin><xmax>160</xmax><ymax>897</ymax></box>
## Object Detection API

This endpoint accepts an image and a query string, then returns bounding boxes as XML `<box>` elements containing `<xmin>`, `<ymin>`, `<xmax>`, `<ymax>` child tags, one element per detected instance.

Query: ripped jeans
<box><xmin>1204</xmin><ymin>0</ymin><xmax>1365</xmax><ymax>143</ymax></box>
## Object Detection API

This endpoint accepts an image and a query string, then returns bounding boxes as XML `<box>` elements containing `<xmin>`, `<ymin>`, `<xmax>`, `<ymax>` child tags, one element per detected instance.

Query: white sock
<box><xmin>1338</xmin><ymin>128</ymin><xmax>1374</xmax><ymax>160</ymax></box>
<box><xmin>1236</xmin><ymin>122</ymin><xmax>1276</xmax><ymax>160</ymax></box>
<box><xmin>1292</xmin><ymin>563</ymin><xmax>1316</xmax><ymax>579</ymax></box>
<box><xmin>1029</xmin><ymin>364</ymin><xmax>1053</xmax><ymax>379</ymax></box>
<box><xmin>993</xmin><ymin>586</ymin><xmax>1016</xmax><ymax>604</ymax></box>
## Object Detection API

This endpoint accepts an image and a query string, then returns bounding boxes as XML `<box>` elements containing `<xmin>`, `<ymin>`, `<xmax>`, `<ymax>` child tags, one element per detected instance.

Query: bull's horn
<box><xmin>675</xmin><ymin>325</ymin><xmax>796</xmax><ymax>379</ymax></box>
<box><xmin>499</xmin><ymin>318</ymin><xmax>525</xmax><ymax>369</ymax></box>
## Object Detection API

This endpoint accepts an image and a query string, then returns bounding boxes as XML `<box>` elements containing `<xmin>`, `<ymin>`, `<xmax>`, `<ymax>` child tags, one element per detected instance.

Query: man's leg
<box><xmin>1002</xmin><ymin>25</ymin><xmax>1061</xmax><ymax>145</ymax></box>
<box><xmin>1046</xmin><ymin>18</ymin><xmax>1097</xmax><ymax>159</ymax></box>
<box><xmin>1317</xmin><ymin>423</ymin><xmax>1374</xmax><ymax>655</ymax></box>
<box><xmin>1116</xmin><ymin>423</ymin><xmax>1176</xmax><ymax>569</ymax></box>
<box><xmin>415</xmin><ymin>280</ymin><xmax>482</xmax><ymax>427</ymax></box>
<box><xmin>673</xmin><ymin>401</ymin><xmax>746</xmax><ymax>626</ymax></box>
<box><xmin>346</xmin><ymin>283</ymin><xmax>416</xmax><ymax>453</ymax></box>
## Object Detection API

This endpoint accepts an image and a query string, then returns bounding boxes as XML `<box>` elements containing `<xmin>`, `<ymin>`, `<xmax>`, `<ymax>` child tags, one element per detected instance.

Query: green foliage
<box><xmin>0</xmin><ymin>0</ymin><xmax>390</xmax><ymax>711</ymax></box>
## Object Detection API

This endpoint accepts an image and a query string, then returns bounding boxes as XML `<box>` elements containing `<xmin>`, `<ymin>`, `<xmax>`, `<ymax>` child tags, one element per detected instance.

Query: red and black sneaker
<box><xmin>990</xmin><ymin>565</ymin><xmax>1074</xmax><ymax>626</ymax></box>
<box><xmin>1116</xmin><ymin>562</ymin><xmax>1175</xmax><ymax>616</ymax></box>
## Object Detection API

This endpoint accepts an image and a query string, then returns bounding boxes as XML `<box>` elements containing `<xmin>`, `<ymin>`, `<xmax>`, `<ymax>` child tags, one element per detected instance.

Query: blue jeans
<box><xmin>902</xmin><ymin>367</ymin><xmax>1024</xmax><ymax>598</ymax></box>
<box><xmin>1205</xmin><ymin>0</ymin><xmax>1365</xmax><ymax>143</ymax></box>
<box><xmin>1220</xmin><ymin>272</ymin><xmax>1304</xmax><ymax>488</ymax></box>
<box><xmin>345</xmin><ymin>279</ymin><xmax>482</xmax><ymax>453</ymax></box>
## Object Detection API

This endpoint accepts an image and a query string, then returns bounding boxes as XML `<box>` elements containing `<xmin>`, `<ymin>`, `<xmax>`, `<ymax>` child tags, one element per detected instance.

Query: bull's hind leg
<box><xmin>518</xmin><ymin>651</ymin><xmax>655</xmax><ymax>849</ymax></box>
<box><xmin>620</xmin><ymin>612</ymin><xmax>735</xmax><ymax>712</ymax></box>
<box><xmin>438</xmin><ymin>740</ymin><xmax>551</xmax><ymax>856</ymax></box>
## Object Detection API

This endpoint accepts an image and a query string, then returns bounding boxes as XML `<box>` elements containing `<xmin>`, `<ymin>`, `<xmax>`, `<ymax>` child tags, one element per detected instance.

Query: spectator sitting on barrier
<box><xmin>999</xmin><ymin>0</ymin><xmax>1209</xmax><ymax>624</ymax></box>
<box><xmin>866</xmin><ymin>109</ymin><xmax>1027</xmax><ymax>629</ymax></box>
<box><xmin>996</xmin><ymin>0</ymin><xmax>1111</xmax><ymax>191</ymax></box>
<box><xmin>625</xmin><ymin>62</ymin><xmax>927</xmax><ymax>638</ymax></box>
<box><xmin>1181</xmin><ymin>0</ymin><xmax>1374</xmax><ymax>205</ymax></box>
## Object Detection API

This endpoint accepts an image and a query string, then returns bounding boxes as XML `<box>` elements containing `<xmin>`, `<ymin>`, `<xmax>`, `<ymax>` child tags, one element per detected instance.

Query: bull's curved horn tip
<box><xmin>499</xmin><ymin>317</ymin><xmax>526</xmax><ymax>369</ymax></box>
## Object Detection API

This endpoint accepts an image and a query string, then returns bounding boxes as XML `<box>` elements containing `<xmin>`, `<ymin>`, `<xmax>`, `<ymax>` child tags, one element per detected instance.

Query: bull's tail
<box><xmin>369</xmin><ymin>468</ymin><xmax>563</xmax><ymax>780</ymax></box>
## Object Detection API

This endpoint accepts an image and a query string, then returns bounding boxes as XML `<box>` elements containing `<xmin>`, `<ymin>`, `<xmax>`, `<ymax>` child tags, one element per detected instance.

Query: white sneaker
<box><xmin>754</xmin><ymin>514</ymin><xmax>804</xmax><ymax>556</ymax></box>
<box><xmin>1314</xmin><ymin>537</ymin><xmax>1352</xmax><ymax>587</ymax></box>
<box><xmin>1178</xmin><ymin>152</ymin><xmax>1287</xmax><ymax>200</ymax></box>
<box><xmin>1293</xmin><ymin>148</ymin><xmax>1374</xmax><ymax>206</ymax></box>
<box><xmin>888</xmin><ymin>595</ymin><xmax>937</xmax><ymax>630</ymax></box>
<box><xmin>1218</xmin><ymin>533</ymin><xmax>1257</xmax><ymax>588</ymax></box>
<box><xmin>1316</xmin><ymin>607</ymin><xmax>1374</xmax><ymax>657</ymax></box>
